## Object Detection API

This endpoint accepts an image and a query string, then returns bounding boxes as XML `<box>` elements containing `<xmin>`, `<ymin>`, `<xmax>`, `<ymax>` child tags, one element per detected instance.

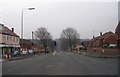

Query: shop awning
<box><xmin>0</xmin><ymin>44</ymin><xmax>20</xmax><ymax>47</ymax></box>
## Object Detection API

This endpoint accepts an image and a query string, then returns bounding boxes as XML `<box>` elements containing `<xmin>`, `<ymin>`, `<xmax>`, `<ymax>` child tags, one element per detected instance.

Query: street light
<box><xmin>28</xmin><ymin>8</ymin><xmax>35</xmax><ymax>10</ymax></box>
<box><xmin>21</xmin><ymin>8</ymin><xmax>35</xmax><ymax>39</ymax></box>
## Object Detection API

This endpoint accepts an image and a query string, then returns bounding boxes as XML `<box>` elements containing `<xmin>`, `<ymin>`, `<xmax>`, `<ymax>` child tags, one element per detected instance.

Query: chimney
<box><xmin>93</xmin><ymin>36</ymin><xmax>95</xmax><ymax>39</ymax></box>
<box><xmin>100</xmin><ymin>32</ymin><xmax>102</xmax><ymax>36</ymax></box>
<box><xmin>12</xmin><ymin>28</ymin><xmax>14</xmax><ymax>32</ymax></box>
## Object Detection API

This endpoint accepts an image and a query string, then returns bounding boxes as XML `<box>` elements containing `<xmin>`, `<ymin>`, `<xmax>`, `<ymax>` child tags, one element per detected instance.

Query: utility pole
<box><xmin>32</xmin><ymin>31</ymin><xmax>34</xmax><ymax>40</ymax></box>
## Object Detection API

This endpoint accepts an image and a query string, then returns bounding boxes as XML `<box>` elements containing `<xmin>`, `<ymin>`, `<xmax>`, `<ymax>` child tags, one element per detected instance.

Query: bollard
<box><xmin>8</xmin><ymin>54</ymin><xmax>11</xmax><ymax>60</ymax></box>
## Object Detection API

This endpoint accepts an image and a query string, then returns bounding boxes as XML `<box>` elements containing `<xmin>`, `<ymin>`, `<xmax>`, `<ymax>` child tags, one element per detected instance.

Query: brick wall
<box><xmin>86</xmin><ymin>47</ymin><xmax>118</xmax><ymax>55</ymax></box>
<box><xmin>104</xmin><ymin>35</ymin><xmax>117</xmax><ymax>44</ymax></box>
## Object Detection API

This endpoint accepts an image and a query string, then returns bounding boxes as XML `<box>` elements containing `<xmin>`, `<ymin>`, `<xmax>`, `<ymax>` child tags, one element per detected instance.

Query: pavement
<box><xmin>2</xmin><ymin>51</ymin><xmax>119</xmax><ymax>75</ymax></box>
<box><xmin>2</xmin><ymin>54</ymin><xmax>37</xmax><ymax>62</ymax></box>
<box><xmin>10</xmin><ymin>54</ymin><xmax>34</xmax><ymax>61</ymax></box>
<box><xmin>84</xmin><ymin>52</ymin><xmax>119</xmax><ymax>58</ymax></box>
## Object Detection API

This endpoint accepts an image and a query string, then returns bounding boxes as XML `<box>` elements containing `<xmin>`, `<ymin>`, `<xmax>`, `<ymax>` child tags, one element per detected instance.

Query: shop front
<box><xmin>0</xmin><ymin>44</ymin><xmax>20</xmax><ymax>60</ymax></box>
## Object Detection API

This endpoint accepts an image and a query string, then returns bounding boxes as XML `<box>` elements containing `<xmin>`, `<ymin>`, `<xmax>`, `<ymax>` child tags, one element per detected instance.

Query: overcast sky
<box><xmin>0</xmin><ymin>0</ymin><xmax>119</xmax><ymax>39</ymax></box>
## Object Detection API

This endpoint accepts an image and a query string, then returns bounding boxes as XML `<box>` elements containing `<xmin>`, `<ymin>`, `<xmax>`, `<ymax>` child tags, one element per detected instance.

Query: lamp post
<box><xmin>21</xmin><ymin>8</ymin><xmax>35</xmax><ymax>39</ymax></box>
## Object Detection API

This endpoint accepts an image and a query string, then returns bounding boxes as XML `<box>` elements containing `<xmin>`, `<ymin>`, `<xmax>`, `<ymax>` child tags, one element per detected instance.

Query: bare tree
<box><xmin>34</xmin><ymin>27</ymin><xmax>52</xmax><ymax>40</ymax></box>
<box><xmin>60</xmin><ymin>27</ymin><xmax>80</xmax><ymax>51</ymax></box>
<box><xmin>34</xmin><ymin>27</ymin><xmax>53</xmax><ymax>53</ymax></box>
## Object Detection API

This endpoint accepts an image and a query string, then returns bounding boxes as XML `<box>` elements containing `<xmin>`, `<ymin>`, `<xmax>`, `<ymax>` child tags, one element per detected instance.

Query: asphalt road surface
<box><xmin>2</xmin><ymin>52</ymin><xmax>118</xmax><ymax>75</ymax></box>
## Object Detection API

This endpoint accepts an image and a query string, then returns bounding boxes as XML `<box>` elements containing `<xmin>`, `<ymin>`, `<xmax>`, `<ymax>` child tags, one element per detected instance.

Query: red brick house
<box><xmin>30</xmin><ymin>40</ymin><xmax>45</xmax><ymax>54</ymax></box>
<box><xmin>88</xmin><ymin>31</ymin><xmax>117</xmax><ymax>48</ymax></box>
<box><xmin>20</xmin><ymin>39</ymin><xmax>43</xmax><ymax>54</ymax></box>
<box><xmin>88</xmin><ymin>36</ymin><xmax>101</xmax><ymax>47</ymax></box>
<box><xmin>86</xmin><ymin>31</ymin><xmax>118</xmax><ymax>55</ymax></box>
<box><xmin>115</xmin><ymin>21</ymin><xmax>120</xmax><ymax>48</ymax></box>
<box><xmin>20</xmin><ymin>39</ymin><xmax>32</xmax><ymax>51</ymax></box>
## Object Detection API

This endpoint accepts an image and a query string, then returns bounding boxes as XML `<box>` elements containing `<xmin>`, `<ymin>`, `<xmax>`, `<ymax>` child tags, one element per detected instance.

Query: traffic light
<box><xmin>82</xmin><ymin>42</ymin><xmax>84</xmax><ymax>46</ymax></box>
<box><xmin>54</xmin><ymin>41</ymin><xmax>57</xmax><ymax>46</ymax></box>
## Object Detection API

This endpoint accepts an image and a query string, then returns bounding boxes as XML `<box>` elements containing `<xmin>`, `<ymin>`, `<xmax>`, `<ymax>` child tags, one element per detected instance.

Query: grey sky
<box><xmin>1</xmin><ymin>0</ymin><xmax>119</xmax><ymax>39</ymax></box>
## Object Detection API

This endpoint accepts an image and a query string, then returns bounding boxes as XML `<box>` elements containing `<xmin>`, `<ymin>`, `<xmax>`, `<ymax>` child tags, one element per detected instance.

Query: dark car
<box><xmin>12</xmin><ymin>51</ymin><xmax>21</xmax><ymax>57</ymax></box>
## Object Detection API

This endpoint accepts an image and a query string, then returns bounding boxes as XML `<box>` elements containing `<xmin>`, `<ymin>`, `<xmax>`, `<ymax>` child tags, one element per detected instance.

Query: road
<box><xmin>2</xmin><ymin>52</ymin><xmax>118</xmax><ymax>75</ymax></box>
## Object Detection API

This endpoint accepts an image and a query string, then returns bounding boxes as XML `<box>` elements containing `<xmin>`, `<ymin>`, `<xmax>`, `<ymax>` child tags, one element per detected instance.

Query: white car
<box><xmin>22</xmin><ymin>51</ymin><xmax>28</xmax><ymax>54</ymax></box>
<box><xmin>28</xmin><ymin>50</ymin><xmax>33</xmax><ymax>54</ymax></box>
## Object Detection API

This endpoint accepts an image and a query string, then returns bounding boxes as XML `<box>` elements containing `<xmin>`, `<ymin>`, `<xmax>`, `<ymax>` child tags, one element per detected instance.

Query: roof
<box><xmin>30</xmin><ymin>39</ymin><xmax>43</xmax><ymax>47</ymax></box>
<box><xmin>88</xmin><ymin>31</ymin><xmax>116</xmax><ymax>45</ymax></box>
<box><xmin>92</xmin><ymin>31</ymin><xmax>115</xmax><ymax>40</ymax></box>
<box><xmin>115</xmin><ymin>21</ymin><xmax>120</xmax><ymax>38</ymax></box>
<box><xmin>100</xmin><ymin>31</ymin><xmax>116</xmax><ymax>40</ymax></box>
<box><xmin>0</xmin><ymin>24</ymin><xmax>19</xmax><ymax>37</ymax></box>
<box><xmin>20</xmin><ymin>39</ymin><xmax>42</xmax><ymax>47</ymax></box>
<box><xmin>89</xmin><ymin>36</ymin><xmax>100</xmax><ymax>43</ymax></box>
<box><xmin>20</xmin><ymin>39</ymin><xmax>32</xmax><ymax>45</ymax></box>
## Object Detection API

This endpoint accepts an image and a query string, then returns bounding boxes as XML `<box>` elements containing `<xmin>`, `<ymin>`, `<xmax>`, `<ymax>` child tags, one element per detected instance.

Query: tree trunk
<box><xmin>69</xmin><ymin>39</ymin><xmax>72</xmax><ymax>52</ymax></box>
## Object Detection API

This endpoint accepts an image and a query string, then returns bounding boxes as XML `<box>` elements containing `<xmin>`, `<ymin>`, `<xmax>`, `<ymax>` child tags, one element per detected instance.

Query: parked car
<box><xmin>22</xmin><ymin>50</ymin><xmax>28</xmax><ymax>55</ymax></box>
<box><xmin>12</xmin><ymin>50</ymin><xmax>21</xmax><ymax>57</ymax></box>
<box><xmin>28</xmin><ymin>49</ymin><xmax>33</xmax><ymax>54</ymax></box>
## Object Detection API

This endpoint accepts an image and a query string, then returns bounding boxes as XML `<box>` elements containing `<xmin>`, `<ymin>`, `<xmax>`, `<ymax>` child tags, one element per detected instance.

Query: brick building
<box><xmin>86</xmin><ymin>31</ymin><xmax>118</xmax><ymax>55</ymax></box>
<box><xmin>20</xmin><ymin>39</ymin><xmax>32</xmax><ymax>51</ymax></box>
<box><xmin>20</xmin><ymin>39</ymin><xmax>43</xmax><ymax>54</ymax></box>
<box><xmin>0</xmin><ymin>24</ymin><xmax>20</xmax><ymax>58</ymax></box>
<box><xmin>88</xmin><ymin>31</ymin><xmax>117</xmax><ymax>48</ymax></box>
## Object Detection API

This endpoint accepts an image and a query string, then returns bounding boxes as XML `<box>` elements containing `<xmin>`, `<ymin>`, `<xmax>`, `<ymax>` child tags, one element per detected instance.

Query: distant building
<box><xmin>80</xmin><ymin>39</ymin><xmax>90</xmax><ymax>47</ymax></box>
<box><xmin>30</xmin><ymin>39</ymin><xmax>44</xmax><ymax>54</ymax></box>
<box><xmin>20</xmin><ymin>39</ymin><xmax>43</xmax><ymax>54</ymax></box>
<box><xmin>72</xmin><ymin>44</ymin><xmax>85</xmax><ymax>53</ymax></box>
<box><xmin>20</xmin><ymin>39</ymin><xmax>32</xmax><ymax>51</ymax></box>
<box><xmin>0</xmin><ymin>24</ymin><xmax>20</xmax><ymax>57</ymax></box>
<box><xmin>115</xmin><ymin>21</ymin><xmax>120</xmax><ymax>48</ymax></box>
<box><xmin>88</xmin><ymin>31</ymin><xmax>117</xmax><ymax>48</ymax></box>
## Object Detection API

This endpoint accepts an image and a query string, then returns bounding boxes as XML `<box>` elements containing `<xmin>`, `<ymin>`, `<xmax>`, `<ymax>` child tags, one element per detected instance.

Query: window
<box><xmin>7</xmin><ymin>35</ymin><xmax>9</xmax><ymax>41</ymax></box>
<box><xmin>15</xmin><ymin>37</ymin><xmax>17</xmax><ymax>43</ymax></box>
<box><xmin>16</xmin><ymin>37</ymin><xmax>19</xmax><ymax>43</ymax></box>
<box><xmin>10</xmin><ymin>36</ymin><xmax>12</xmax><ymax>41</ymax></box>
<box><xmin>5</xmin><ymin>35</ymin><xmax>7</xmax><ymax>41</ymax></box>
<box><xmin>2</xmin><ymin>35</ymin><xmax>6</xmax><ymax>41</ymax></box>
<box><xmin>13</xmin><ymin>37</ymin><xmax>15</xmax><ymax>42</ymax></box>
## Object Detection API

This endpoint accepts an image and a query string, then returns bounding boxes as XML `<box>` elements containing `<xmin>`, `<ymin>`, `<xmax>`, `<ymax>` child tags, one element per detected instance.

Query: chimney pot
<box><xmin>100</xmin><ymin>32</ymin><xmax>102</xmax><ymax>36</ymax></box>
<box><xmin>12</xmin><ymin>28</ymin><xmax>14</xmax><ymax>32</ymax></box>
